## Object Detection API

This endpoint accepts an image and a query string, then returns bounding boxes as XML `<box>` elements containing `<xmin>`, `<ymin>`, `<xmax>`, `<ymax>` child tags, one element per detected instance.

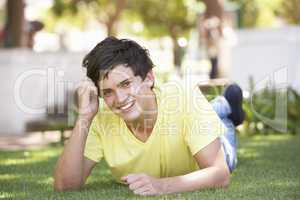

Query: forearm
<box><xmin>54</xmin><ymin>118</ymin><xmax>91</xmax><ymax>190</ymax></box>
<box><xmin>161</xmin><ymin>166</ymin><xmax>230</xmax><ymax>194</ymax></box>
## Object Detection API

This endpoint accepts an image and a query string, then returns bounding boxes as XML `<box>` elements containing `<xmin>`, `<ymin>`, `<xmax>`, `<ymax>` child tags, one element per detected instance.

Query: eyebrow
<box><xmin>117</xmin><ymin>78</ymin><xmax>132</xmax><ymax>87</ymax></box>
<box><xmin>100</xmin><ymin>88</ymin><xmax>112</xmax><ymax>93</ymax></box>
<box><xmin>100</xmin><ymin>78</ymin><xmax>132</xmax><ymax>93</ymax></box>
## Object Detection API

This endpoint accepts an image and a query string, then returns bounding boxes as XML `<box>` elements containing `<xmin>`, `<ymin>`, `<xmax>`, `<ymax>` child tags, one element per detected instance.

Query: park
<box><xmin>0</xmin><ymin>0</ymin><xmax>299</xmax><ymax>199</ymax></box>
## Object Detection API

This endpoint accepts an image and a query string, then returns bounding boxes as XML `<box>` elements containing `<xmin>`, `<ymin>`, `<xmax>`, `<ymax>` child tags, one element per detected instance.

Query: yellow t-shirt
<box><xmin>84</xmin><ymin>82</ymin><xmax>226</xmax><ymax>183</ymax></box>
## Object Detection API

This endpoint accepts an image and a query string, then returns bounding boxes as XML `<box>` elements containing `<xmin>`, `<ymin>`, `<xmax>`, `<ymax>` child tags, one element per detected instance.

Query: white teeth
<box><xmin>119</xmin><ymin>101</ymin><xmax>134</xmax><ymax>110</ymax></box>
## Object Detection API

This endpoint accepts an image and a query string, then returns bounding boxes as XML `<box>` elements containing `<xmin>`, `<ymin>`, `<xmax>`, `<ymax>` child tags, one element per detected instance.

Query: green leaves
<box><xmin>128</xmin><ymin>0</ymin><xmax>199</xmax><ymax>38</ymax></box>
<box><xmin>243</xmin><ymin>85</ymin><xmax>300</xmax><ymax>135</ymax></box>
<box><xmin>201</xmin><ymin>78</ymin><xmax>300</xmax><ymax>135</ymax></box>
<box><xmin>52</xmin><ymin>0</ymin><xmax>79</xmax><ymax>16</ymax></box>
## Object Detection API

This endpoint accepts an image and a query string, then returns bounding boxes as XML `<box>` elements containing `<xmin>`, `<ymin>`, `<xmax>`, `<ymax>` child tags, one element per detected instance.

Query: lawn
<box><xmin>0</xmin><ymin>134</ymin><xmax>299</xmax><ymax>200</ymax></box>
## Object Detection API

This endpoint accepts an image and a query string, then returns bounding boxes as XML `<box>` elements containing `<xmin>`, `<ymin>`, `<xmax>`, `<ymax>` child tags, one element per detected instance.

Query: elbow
<box><xmin>53</xmin><ymin>178</ymin><xmax>69</xmax><ymax>192</ymax></box>
<box><xmin>53</xmin><ymin>181</ymin><xmax>67</xmax><ymax>192</ymax></box>
<box><xmin>219</xmin><ymin>167</ymin><xmax>231</xmax><ymax>188</ymax></box>
<box><xmin>221</xmin><ymin>174</ymin><xmax>230</xmax><ymax>188</ymax></box>
<box><xmin>53</xmin><ymin>180</ymin><xmax>82</xmax><ymax>192</ymax></box>
<box><xmin>53</xmin><ymin>176</ymin><xmax>83</xmax><ymax>192</ymax></box>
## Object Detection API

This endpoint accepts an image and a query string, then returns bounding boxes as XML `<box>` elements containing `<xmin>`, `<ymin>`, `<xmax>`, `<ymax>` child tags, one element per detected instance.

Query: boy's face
<box><xmin>98</xmin><ymin>64</ymin><xmax>155</xmax><ymax>123</ymax></box>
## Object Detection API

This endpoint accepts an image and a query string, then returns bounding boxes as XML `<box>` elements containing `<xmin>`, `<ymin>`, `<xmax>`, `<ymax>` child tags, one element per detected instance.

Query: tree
<box><xmin>51</xmin><ymin>0</ymin><xmax>127</xmax><ymax>36</ymax></box>
<box><xmin>201</xmin><ymin>0</ymin><xmax>224</xmax><ymax>20</ymax></box>
<box><xmin>229</xmin><ymin>0</ymin><xmax>283</xmax><ymax>28</ymax></box>
<box><xmin>129</xmin><ymin>0</ymin><xmax>199</xmax><ymax>68</ymax></box>
<box><xmin>3</xmin><ymin>0</ymin><xmax>25</xmax><ymax>47</ymax></box>
<box><xmin>279</xmin><ymin>0</ymin><xmax>300</xmax><ymax>24</ymax></box>
<box><xmin>200</xmin><ymin>0</ymin><xmax>224</xmax><ymax>35</ymax></box>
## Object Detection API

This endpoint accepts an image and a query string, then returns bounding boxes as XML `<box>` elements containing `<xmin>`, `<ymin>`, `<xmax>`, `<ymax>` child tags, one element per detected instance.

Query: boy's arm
<box><xmin>162</xmin><ymin>137</ymin><xmax>230</xmax><ymax>193</ymax></box>
<box><xmin>122</xmin><ymin>138</ymin><xmax>230</xmax><ymax>196</ymax></box>
<box><xmin>53</xmin><ymin>118</ymin><xmax>97</xmax><ymax>191</ymax></box>
<box><xmin>53</xmin><ymin>79</ymin><xmax>99</xmax><ymax>191</ymax></box>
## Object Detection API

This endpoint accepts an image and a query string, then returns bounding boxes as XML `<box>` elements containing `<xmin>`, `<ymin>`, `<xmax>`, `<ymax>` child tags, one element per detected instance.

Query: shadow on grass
<box><xmin>0</xmin><ymin>134</ymin><xmax>299</xmax><ymax>199</ymax></box>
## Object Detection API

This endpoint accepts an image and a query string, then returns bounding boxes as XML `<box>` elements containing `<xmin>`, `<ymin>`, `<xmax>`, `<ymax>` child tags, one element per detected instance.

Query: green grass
<box><xmin>1</xmin><ymin>134</ymin><xmax>300</xmax><ymax>200</ymax></box>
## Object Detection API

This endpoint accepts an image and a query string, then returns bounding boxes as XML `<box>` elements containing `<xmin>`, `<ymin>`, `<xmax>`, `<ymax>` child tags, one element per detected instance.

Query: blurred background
<box><xmin>0</xmin><ymin>0</ymin><xmax>299</xmax><ymax>142</ymax></box>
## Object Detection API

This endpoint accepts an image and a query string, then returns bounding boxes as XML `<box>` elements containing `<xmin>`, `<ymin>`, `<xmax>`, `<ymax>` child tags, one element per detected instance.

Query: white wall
<box><xmin>231</xmin><ymin>26</ymin><xmax>300</xmax><ymax>92</ymax></box>
<box><xmin>0</xmin><ymin>39</ymin><xmax>173</xmax><ymax>136</ymax></box>
<box><xmin>1</xmin><ymin>26</ymin><xmax>300</xmax><ymax>135</ymax></box>
<box><xmin>0</xmin><ymin>50</ymin><xmax>86</xmax><ymax>135</ymax></box>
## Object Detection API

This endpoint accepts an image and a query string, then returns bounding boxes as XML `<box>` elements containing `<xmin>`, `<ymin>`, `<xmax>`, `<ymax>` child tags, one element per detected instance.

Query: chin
<box><xmin>121</xmin><ymin>112</ymin><xmax>141</xmax><ymax>123</ymax></box>
<box><xmin>115</xmin><ymin>102</ymin><xmax>142</xmax><ymax>123</ymax></box>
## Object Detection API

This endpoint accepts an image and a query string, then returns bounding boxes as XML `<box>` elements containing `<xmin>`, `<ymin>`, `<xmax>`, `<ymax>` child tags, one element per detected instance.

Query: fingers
<box><xmin>75</xmin><ymin>78</ymin><xmax>99</xmax><ymax>119</ymax></box>
<box><xmin>129</xmin><ymin>180</ymin><xmax>147</xmax><ymax>191</ymax></box>
<box><xmin>77</xmin><ymin>78</ymin><xmax>98</xmax><ymax>97</ymax></box>
<box><xmin>122</xmin><ymin>173</ymin><xmax>145</xmax><ymax>184</ymax></box>
<box><xmin>122</xmin><ymin>174</ymin><xmax>163</xmax><ymax>196</ymax></box>
<box><xmin>122</xmin><ymin>174</ymin><xmax>155</xmax><ymax>196</ymax></box>
<box><xmin>133</xmin><ymin>186</ymin><xmax>151</xmax><ymax>196</ymax></box>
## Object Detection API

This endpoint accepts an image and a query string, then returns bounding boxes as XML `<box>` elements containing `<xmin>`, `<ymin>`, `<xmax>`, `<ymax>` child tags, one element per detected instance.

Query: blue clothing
<box><xmin>211</xmin><ymin>96</ymin><xmax>237</xmax><ymax>173</ymax></box>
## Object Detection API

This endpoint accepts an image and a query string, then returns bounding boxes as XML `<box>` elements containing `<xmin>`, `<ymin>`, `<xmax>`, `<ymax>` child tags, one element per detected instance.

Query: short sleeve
<box><xmin>184</xmin><ymin>85</ymin><xmax>227</xmax><ymax>155</ymax></box>
<box><xmin>84</xmin><ymin>116</ymin><xmax>104</xmax><ymax>162</ymax></box>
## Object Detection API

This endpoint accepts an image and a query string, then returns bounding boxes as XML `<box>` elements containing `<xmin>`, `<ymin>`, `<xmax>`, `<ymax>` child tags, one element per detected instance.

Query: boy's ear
<box><xmin>144</xmin><ymin>70</ymin><xmax>155</xmax><ymax>88</ymax></box>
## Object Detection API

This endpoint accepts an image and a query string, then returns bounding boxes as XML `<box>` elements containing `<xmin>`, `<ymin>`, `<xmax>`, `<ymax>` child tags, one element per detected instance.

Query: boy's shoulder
<box><xmin>156</xmin><ymin>81</ymin><xmax>203</xmax><ymax>114</ymax></box>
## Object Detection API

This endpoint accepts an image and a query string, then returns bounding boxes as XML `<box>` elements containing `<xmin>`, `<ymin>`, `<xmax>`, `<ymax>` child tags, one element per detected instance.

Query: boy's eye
<box><xmin>103</xmin><ymin>90</ymin><xmax>112</xmax><ymax>97</ymax></box>
<box><xmin>122</xmin><ymin>81</ymin><xmax>131</xmax><ymax>87</ymax></box>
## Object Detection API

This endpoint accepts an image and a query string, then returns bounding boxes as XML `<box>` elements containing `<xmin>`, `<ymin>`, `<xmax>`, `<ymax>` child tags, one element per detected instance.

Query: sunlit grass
<box><xmin>0</xmin><ymin>134</ymin><xmax>299</xmax><ymax>199</ymax></box>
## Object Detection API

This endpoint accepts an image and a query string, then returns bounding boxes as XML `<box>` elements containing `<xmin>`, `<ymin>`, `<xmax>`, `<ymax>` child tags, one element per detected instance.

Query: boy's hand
<box><xmin>76</xmin><ymin>78</ymin><xmax>99</xmax><ymax>122</ymax></box>
<box><xmin>121</xmin><ymin>173</ymin><xmax>165</xmax><ymax>196</ymax></box>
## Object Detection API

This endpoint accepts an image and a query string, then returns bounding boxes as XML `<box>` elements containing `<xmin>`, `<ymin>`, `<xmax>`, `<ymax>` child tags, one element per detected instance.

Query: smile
<box><xmin>117</xmin><ymin>101</ymin><xmax>135</xmax><ymax>112</ymax></box>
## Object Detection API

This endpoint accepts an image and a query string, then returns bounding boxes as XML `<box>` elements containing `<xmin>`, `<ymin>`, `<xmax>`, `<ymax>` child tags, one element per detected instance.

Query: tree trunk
<box><xmin>201</xmin><ymin>0</ymin><xmax>224</xmax><ymax>78</ymax></box>
<box><xmin>202</xmin><ymin>0</ymin><xmax>224</xmax><ymax>36</ymax></box>
<box><xmin>106</xmin><ymin>21</ymin><xmax>116</xmax><ymax>36</ymax></box>
<box><xmin>169</xmin><ymin>25</ymin><xmax>183</xmax><ymax>69</ymax></box>
<box><xmin>4</xmin><ymin>0</ymin><xmax>25</xmax><ymax>48</ymax></box>
<box><xmin>171</xmin><ymin>36</ymin><xmax>182</xmax><ymax>69</ymax></box>
<box><xmin>105</xmin><ymin>0</ymin><xmax>127</xmax><ymax>36</ymax></box>
<box><xmin>202</xmin><ymin>0</ymin><xmax>224</xmax><ymax>19</ymax></box>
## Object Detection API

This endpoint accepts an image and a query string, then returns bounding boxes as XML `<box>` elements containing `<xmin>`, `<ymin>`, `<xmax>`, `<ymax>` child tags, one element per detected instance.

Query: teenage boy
<box><xmin>54</xmin><ymin>37</ymin><xmax>244</xmax><ymax>196</ymax></box>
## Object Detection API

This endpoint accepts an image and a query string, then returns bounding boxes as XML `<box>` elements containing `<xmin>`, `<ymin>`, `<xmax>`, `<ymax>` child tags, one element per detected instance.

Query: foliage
<box><xmin>243</xmin><ymin>78</ymin><xmax>300</xmax><ymax>135</ymax></box>
<box><xmin>127</xmin><ymin>0</ymin><xmax>200</xmax><ymax>38</ymax></box>
<box><xmin>125</xmin><ymin>0</ymin><xmax>202</xmax><ymax>67</ymax></box>
<box><xmin>277</xmin><ymin>0</ymin><xmax>300</xmax><ymax>24</ymax></box>
<box><xmin>230</xmin><ymin>0</ymin><xmax>282</xmax><ymax>28</ymax></box>
<box><xmin>231</xmin><ymin>0</ymin><xmax>300</xmax><ymax>27</ymax></box>
<box><xmin>51</xmin><ymin>0</ymin><xmax>79</xmax><ymax>16</ymax></box>
<box><xmin>42</xmin><ymin>5</ymin><xmax>91</xmax><ymax>32</ymax></box>
<box><xmin>201</xmin><ymin>79</ymin><xmax>300</xmax><ymax>135</ymax></box>
<box><xmin>50</xmin><ymin>0</ymin><xmax>128</xmax><ymax>35</ymax></box>
<box><xmin>48</xmin><ymin>0</ymin><xmax>203</xmax><ymax>66</ymax></box>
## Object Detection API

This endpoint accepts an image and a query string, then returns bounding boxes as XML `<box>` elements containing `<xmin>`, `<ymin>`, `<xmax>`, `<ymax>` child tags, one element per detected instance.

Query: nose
<box><xmin>115</xmin><ymin>89</ymin><xmax>128</xmax><ymax>104</ymax></box>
